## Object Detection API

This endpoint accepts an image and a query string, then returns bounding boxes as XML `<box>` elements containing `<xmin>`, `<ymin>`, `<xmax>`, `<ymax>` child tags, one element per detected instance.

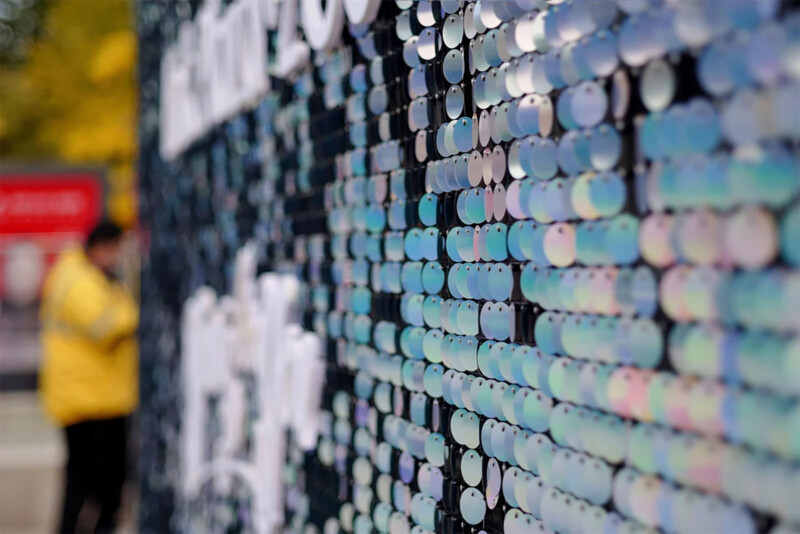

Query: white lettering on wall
<box><xmin>273</xmin><ymin>0</ymin><xmax>310</xmax><ymax>78</ymax></box>
<box><xmin>159</xmin><ymin>0</ymin><xmax>378</xmax><ymax>159</ymax></box>
<box><xmin>300</xmin><ymin>0</ymin><xmax>344</xmax><ymax>52</ymax></box>
<box><xmin>181</xmin><ymin>243</ymin><xmax>325</xmax><ymax>533</ymax></box>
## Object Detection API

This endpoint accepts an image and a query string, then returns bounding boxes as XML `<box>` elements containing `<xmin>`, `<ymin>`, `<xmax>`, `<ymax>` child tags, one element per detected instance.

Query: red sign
<box><xmin>0</xmin><ymin>170</ymin><xmax>105</xmax><ymax>307</ymax></box>
<box><xmin>0</xmin><ymin>173</ymin><xmax>103</xmax><ymax>235</ymax></box>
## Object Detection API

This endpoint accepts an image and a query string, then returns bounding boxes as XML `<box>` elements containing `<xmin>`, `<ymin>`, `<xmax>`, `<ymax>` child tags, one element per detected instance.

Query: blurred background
<box><xmin>0</xmin><ymin>0</ymin><xmax>138</xmax><ymax>531</ymax></box>
<box><xmin>2</xmin><ymin>0</ymin><xmax>799</xmax><ymax>533</ymax></box>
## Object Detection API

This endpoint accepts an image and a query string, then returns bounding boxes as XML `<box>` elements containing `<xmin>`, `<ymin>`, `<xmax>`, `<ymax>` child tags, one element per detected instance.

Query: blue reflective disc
<box><xmin>457</xmin><ymin>226</ymin><xmax>476</xmax><ymax>263</ymax></box>
<box><xmin>632</xmin><ymin>266</ymin><xmax>658</xmax><ymax>318</ymax></box>
<box><xmin>405</xmin><ymin>228</ymin><xmax>424</xmax><ymax>261</ymax></box>
<box><xmin>466</xmin><ymin>264</ymin><xmax>482</xmax><ymax>300</ymax></box>
<box><xmin>782</xmin><ymin>203</ymin><xmax>800</xmax><ymax>266</ymax></box>
<box><xmin>444</xmin><ymin>48</ymin><xmax>465</xmax><ymax>84</ymax></box>
<box><xmin>422</xmin><ymin>262</ymin><xmax>444</xmax><ymax>294</ymax></box>
<box><xmin>585</xmin><ymin>30</ymin><xmax>619</xmax><ymax>77</ymax></box>
<box><xmin>589</xmin><ymin>171</ymin><xmax>626</xmax><ymax>217</ymax></box>
<box><xmin>508</xmin><ymin>222</ymin><xmax>527</xmax><ymax>261</ymax></box>
<box><xmin>557</xmin><ymin>88</ymin><xmax>579</xmax><ymax>130</ymax></box>
<box><xmin>589</xmin><ymin>124</ymin><xmax>622</xmax><ymax>171</ymax></box>
<box><xmin>421</xmin><ymin>227</ymin><xmax>440</xmax><ymax>261</ymax></box>
<box><xmin>446</xmin><ymin>228</ymin><xmax>463</xmax><ymax>262</ymax></box>
<box><xmin>419</xmin><ymin>193</ymin><xmax>438</xmax><ymax>226</ymax></box>
<box><xmin>466</xmin><ymin>188</ymin><xmax>487</xmax><ymax>224</ymax></box>
<box><xmin>480</xmin><ymin>302</ymin><xmax>496</xmax><ymax>340</ymax></box>
<box><xmin>401</xmin><ymin>262</ymin><xmax>424</xmax><ymax>294</ymax></box>
<box><xmin>544</xmin><ymin>179</ymin><xmax>573</xmax><ymax>222</ymax></box>
<box><xmin>605</xmin><ymin>214</ymin><xmax>640</xmax><ymax>265</ymax></box>
<box><xmin>488</xmin><ymin>263</ymin><xmax>513</xmax><ymax>302</ymax></box>
<box><xmin>529</xmin><ymin>137</ymin><xmax>559</xmax><ymax>180</ymax></box>
<box><xmin>557</xmin><ymin>130</ymin><xmax>583</xmax><ymax>176</ymax></box>
<box><xmin>486</xmin><ymin>223</ymin><xmax>509</xmax><ymax>261</ymax></box>
<box><xmin>460</xmin><ymin>489</ymin><xmax>486</xmax><ymax>525</ymax></box>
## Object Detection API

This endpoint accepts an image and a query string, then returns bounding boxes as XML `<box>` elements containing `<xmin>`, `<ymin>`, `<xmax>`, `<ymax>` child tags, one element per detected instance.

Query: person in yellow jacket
<box><xmin>39</xmin><ymin>221</ymin><xmax>138</xmax><ymax>534</ymax></box>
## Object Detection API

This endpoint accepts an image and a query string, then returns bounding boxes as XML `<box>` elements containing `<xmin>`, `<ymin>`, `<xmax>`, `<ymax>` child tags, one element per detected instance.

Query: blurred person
<box><xmin>39</xmin><ymin>221</ymin><xmax>138</xmax><ymax>534</ymax></box>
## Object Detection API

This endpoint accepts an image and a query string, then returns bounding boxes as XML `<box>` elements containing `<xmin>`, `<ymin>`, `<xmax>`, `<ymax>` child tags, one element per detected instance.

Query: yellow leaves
<box><xmin>0</xmin><ymin>0</ymin><xmax>138</xmax><ymax>228</ymax></box>
<box><xmin>89</xmin><ymin>30</ymin><xmax>136</xmax><ymax>83</ymax></box>
<box><xmin>60</xmin><ymin>121</ymin><xmax>133</xmax><ymax>163</ymax></box>
<box><xmin>108</xmin><ymin>184</ymin><xmax>137</xmax><ymax>228</ymax></box>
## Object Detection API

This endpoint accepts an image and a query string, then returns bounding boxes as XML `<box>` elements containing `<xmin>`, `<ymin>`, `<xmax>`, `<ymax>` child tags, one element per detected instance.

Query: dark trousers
<box><xmin>59</xmin><ymin>417</ymin><xmax>127</xmax><ymax>534</ymax></box>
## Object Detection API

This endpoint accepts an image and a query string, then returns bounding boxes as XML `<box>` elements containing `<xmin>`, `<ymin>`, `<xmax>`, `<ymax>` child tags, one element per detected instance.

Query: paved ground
<box><xmin>0</xmin><ymin>392</ymin><xmax>136</xmax><ymax>534</ymax></box>
<box><xmin>0</xmin><ymin>391</ymin><xmax>63</xmax><ymax>533</ymax></box>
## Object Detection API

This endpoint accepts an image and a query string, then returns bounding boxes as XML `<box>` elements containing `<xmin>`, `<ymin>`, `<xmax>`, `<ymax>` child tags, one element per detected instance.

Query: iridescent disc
<box><xmin>572</xmin><ymin>80</ymin><xmax>608</xmax><ymax>128</ymax></box>
<box><xmin>486</xmin><ymin>458</ymin><xmax>502</xmax><ymax>509</ymax></box>
<box><xmin>444</xmin><ymin>49</ymin><xmax>465</xmax><ymax>84</ymax></box>
<box><xmin>461</xmin><ymin>449</ymin><xmax>483</xmax><ymax>487</ymax></box>
<box><xmin>641</xmin><ymin>58</ymin><xmax>676</xmax><ymax>112</ymax></box>
<box><xmin>443</xmin><ymin>13</ymin><xmax>463</xmax><ymax>49</ymax></box>
<box><xmin>446</xmin><ymin>85</ymin><xmax>465</xmax><ymax>119</ymax></box>
<box><xmin>460</xmin><ymin>488</ymin><xmax>487</xmax><ymax>525</ymax></box>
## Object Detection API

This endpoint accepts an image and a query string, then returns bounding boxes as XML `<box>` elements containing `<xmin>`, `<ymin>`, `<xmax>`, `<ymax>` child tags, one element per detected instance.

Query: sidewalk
<box><xmin>0</xmin><ymin>391</ymin><xmax>63</xmax><ymax>534</ymax></box>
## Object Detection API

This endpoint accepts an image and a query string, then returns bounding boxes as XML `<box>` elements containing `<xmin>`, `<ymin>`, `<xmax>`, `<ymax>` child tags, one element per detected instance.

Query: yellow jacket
<box><xmin>39</xmin><ymin>247</ymin><xmax>138</xmax><ymax>426</ymax></box>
